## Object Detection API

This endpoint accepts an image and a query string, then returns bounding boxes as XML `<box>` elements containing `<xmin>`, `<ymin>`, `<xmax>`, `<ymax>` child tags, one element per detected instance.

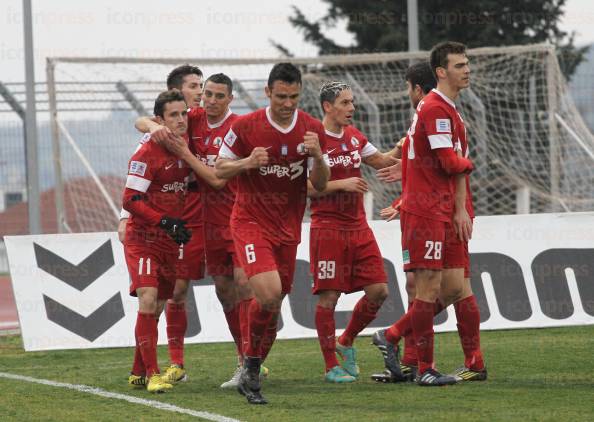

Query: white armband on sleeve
<box><xmin>428</xmin><ymin>134</ymin><xmax>453</xmax><ymax>149</ymax></box>
<box><xmin>361</xmin><ymin>142</ymin><xmax>378</xmax><ymax>158</ymax></box>
<box><xmin>125</xmin><ymin>175</ymin><xmax>151</xmax><ymax>192</ymax></box>
<box><xmin>120</xmin><ymin>208</ymin><xmax>130</xmax><ymax>220</ymax></box>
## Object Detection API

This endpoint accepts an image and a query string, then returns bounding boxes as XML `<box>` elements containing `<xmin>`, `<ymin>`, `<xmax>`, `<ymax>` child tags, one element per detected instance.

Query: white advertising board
<box><xmin>5</xmin><ymin>212</ymin><xmax>594</xmax><ymax>351</ymax></box>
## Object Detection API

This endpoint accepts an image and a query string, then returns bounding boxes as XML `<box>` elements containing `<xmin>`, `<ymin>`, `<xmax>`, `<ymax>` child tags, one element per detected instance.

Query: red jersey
<box><xmin>191</xmin><ymin>109</ymin><xmax>238</xmax><ymax>226</ymax></box>
<box><xmin>219</xmin><ymin>107</ymin><xmax>326</xmax><ymax>244</ymax></box>
<box><xmin>453</xmin><ymin>112</ymin><xmax>475</xmax><ymax>218</ymax></box>
<box><xmin>123</xmin><ymin>134</ymin><xmax>191</xmax><ymax>252</ymax></box>
<box><xmin>182</xmin><ymin>107</ymin><xmax>207</xmax><ymax>225</ymax></box>
<box><xmin>401</xmin><ymin>89</ymin><xmax>467</xmax><ymax>222</ymax></box>
<box><xmin>310</xmin><ymin>125</ymin><xmax>377</xmax><ymax>229</ymax></box>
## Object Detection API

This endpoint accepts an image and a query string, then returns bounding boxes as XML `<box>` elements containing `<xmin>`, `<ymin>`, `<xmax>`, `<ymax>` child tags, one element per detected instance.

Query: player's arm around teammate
<box><xmin>129</xmin><ymin>65</ymin><xmax>209</xmax><ymax>385</ymax></box>
<box><xmin>122</xmin><ymin>90</ymin><xmax>192</xmax><ymax>393</ymax></box>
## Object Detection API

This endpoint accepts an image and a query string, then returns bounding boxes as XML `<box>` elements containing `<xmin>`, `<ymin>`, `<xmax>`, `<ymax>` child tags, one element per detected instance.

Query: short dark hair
<box><xmin>319</xmin><ymin>81</ymin><xmax>351</xmax><ymax>109</ymax></box>
<box><xmin>405</xmin><ymin>62</ymin><xmax>436</xmax><ymax>95</ymax></box>
<box><xmin>205</xmin><ymin>73</ymin><xmax>233</xmax><ymax>94</ymax></box>
<box><xmin>430</xmin><ymin>41</ymin><xmax>467</xmax><ymax>79</ymax></box>
<box><xmin>153</xmin><ymin>89</ymin><xmax>186</xmax><ymax>117</ymax></box>
<box><xmin>267</xmin><ymin>62</ymin><xmax>301</xmax><ymax>87</ymax></box>
<box><xmin>166</xmin><ymin>64</ymin><xmax>203</xmax><ymax>90</ymax></box>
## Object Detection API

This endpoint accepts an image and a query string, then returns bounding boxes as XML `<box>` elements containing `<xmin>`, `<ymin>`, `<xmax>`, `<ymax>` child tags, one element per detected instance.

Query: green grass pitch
<box><xmin>1</xmin><ymin>326</ymin><xmax>593</xmax><ymax>421</ymax></box>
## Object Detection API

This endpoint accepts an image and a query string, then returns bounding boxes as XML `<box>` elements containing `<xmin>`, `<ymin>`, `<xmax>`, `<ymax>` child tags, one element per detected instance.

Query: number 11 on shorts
<box><xmin>245</xmin><ymin>244</ymin><xmax>256</xmax><ymax>263</ymax></box>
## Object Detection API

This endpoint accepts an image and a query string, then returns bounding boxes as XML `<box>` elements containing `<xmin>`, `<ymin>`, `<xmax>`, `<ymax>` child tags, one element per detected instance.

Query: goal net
<box><xmin>46</xmin><ymin>44</ymin><xmax>594</xmax><ymax>233</ymax></box>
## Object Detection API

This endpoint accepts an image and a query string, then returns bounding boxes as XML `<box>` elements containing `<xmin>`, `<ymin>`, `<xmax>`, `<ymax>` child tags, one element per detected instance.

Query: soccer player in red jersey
<box><xmin>309</xmin><ymin>81</ymin><xmax>401</xmax><ymax>383</ymax></box>
<box><xmin>215</xmin><ymin>63</ymin><xmax>330</xmax><ymax>404</ymax></box>
<box><xmin>122</xmin><ymin>89</ymin><xmax>192</xmax><ymax>393</ymax></box>
<box><xmin>131</xmin><ymin>65</ymin><xmax>220</xmax><ymax>384</ymax></box>
<box><xmin>372</xmin><ymin>42</ymin><xmax>476</xmax><ymax>386</ymax></box>
<box><xmin>154</xmin><ymin>73</ymin><xmax>261</xmax><ymax>388</ymax></box>
<box><xmin>377</xmin><ymin>62</ymin><xmax>436</xmax><ymax>381</ymax></box>
<box><xmin>376</xmin><ymin>59</ymin><xmax>487</xmax><ymax>383</ymax></box>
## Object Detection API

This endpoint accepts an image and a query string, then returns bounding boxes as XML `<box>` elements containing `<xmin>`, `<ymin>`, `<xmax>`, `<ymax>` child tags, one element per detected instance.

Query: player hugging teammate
<box><xmin>119</xmin><ymin>40</ymin><xmax>486</xmax><ymax>402</ymax></box>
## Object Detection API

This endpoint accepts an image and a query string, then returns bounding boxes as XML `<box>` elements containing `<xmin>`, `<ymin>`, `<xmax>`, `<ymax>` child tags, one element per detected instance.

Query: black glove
<box><xmin>159</xmin><ymin>216</ymin><xmax>192</xmax><ymax>245</ymax></box>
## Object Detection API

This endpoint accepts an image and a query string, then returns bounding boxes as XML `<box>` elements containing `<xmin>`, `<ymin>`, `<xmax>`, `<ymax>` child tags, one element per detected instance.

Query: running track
<box><xmin>0</xmin><ymin>276</ymin><xmax>19</xmax><ymax>331</ymax></box>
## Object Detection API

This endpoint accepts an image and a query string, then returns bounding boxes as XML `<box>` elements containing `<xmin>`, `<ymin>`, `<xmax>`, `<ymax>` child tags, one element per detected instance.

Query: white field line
<box><xmin>0</xmin><ymin>321</ymin><xmax>19</xmax><ymax>328</ymax></box>
<box><xmin>0</xmin><ymin>372</ymin><xmax>241</xmax><ymax>422</ymax></box>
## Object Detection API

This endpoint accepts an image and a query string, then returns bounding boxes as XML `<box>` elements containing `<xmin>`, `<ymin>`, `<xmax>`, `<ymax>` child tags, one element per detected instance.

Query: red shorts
<box><xmin>204</xmin><ymin>222</ymin><xmax>240</xmax><ymax>277</ymax></box>
<box><xmin>443</xmin><ymin>220</ymin><xmax>471</xmax><ymax>277</ymax></box>
<box><xmin>125</xmin><ymin>244</ymin><xmax>177</xmax><ymax>300</ymax></box>
<box><xmin>175</xmin><ymin>224</ymin><xmax>205</xmax><ymax>280</ymax></box>
<box><xmin>232</xmin><ymin>226</ymin><xmax>298</xmax><ymax>294</ymax></box>
<box><xmin>310</xmin><ymin>227</ymin><xmax>387</xmax><ymax>294</ymax></box>
<box><xmin>401</xmin><ymin>211</ymin><xmax>449</xmax><ymax>272</ymax></box>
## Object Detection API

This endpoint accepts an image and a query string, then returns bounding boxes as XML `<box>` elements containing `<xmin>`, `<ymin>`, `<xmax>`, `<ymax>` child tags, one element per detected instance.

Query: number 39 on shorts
<box><xmin>318</xmin><ymin>260</ymin><xmax>335</xmax><ymax>279</ymax></box>
<box><xmin>424</xmin><ymin>240</ymin><xmax>442</xmax><ymax>260</ymax></box>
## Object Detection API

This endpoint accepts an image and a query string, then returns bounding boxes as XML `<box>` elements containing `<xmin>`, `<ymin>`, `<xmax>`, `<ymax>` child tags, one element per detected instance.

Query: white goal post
<box><xmin>46</xmin><ymin>44</ymin><xmax>594</xmax><ymax>233</ymax></box>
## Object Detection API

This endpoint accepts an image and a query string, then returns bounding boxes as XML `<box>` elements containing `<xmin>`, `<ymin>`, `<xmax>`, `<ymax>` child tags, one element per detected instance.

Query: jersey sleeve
<box><xmin>121</xmin><ymin>144</ymin><xmax>162</xmax><ymax>225</ymax></box>
<box><xmin>360</xmin><ymin>133</ymin><xmax>378</xmax><ymax>158</ymax></box>
<box><xmin>219</xmin><ymin>120</ymin><xmax>246</xmax><ymax>160</ymax></box>
<box><xmin>422</xmin><ymin>105</ymin><xmax>455</xmax><ymax>150</ymax></box>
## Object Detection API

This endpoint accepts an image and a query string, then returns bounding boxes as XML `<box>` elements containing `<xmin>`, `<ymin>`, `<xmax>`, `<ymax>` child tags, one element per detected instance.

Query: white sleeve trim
<box><xmin>361</xmin><ymin>142</ymin><xmax>378</xmax><ymax>158</ymax></box>
<box><xmin>428</xmin><ymin>134</ymin><xmax>453</xmax><ymax>150</ymax></box>
<box><xmin>125</xmin><ymin>175</ymin><xmax>151</xmax><ymax>192</ymax></box>
<box><xmin>119</xmin><ymin>208</ymin><xmax>130</xmax><ymax>219</ymax></box>
<box><xmin>218</xmin><ymin>143</ymin><xmax>239</xmax><ymax>160</ymax></box>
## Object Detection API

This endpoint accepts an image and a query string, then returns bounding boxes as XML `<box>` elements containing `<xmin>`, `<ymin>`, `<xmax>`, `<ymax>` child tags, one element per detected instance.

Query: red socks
<box><xmin>386</xmin><ymin>299</ymin><xmax>444</xmax><ymax>346</ymax></box>
<box><xmin>401</xmin><ymin>301</ymin><xmax>417</xmax><ymax>366</ymax></box>
<box><xmin>315</xmin><ymin>305</ymin><xmax>340</xmax><ymax>371</ymax></box>
<box><xmin>454</xmin><ymin>295</ymin><xmax>485</xmax><ymax>371</ymax></box>
<box><xmin>165</xmin><ymin>302</ymin><xmax>187</xmax><ymax>366</ymax></box>
<box><xmin>224</xmin><ymin>304</ymin><xmax>242</xmax><ymax>356</ymax></box>
<box><xmin>411</xmin><ymin>299</ymin><xmax>436</xmax><ymax>374</ymax></box>
<box><xmin>132</xmin><ymin>339</ymin><xmax>146</xmax><ymax>376</ymax></box>
<box><xmin>244</xmin><ymin>299</ymin><xmax>275</xmax><ymax>357</ymax></box>
<box><xmin>135</xmin><ymin>312</ymin><xmax>159</xmax><ymax>376</ymax></box>
<box><xmin>338</xmin><ymin>296</ymin><xmax>381</xmax><ymax>347</ymax></box>
<box><xmin>385</xmin><ymin>311</ymin><xmax>412</xmax><ymax>345</ymax></box>
<box><xmin>259</xmin><ymin>314</ymin><xmax>278</xmax><ymax>361</ymax></box>
<box><xmin>238</xmin><ymin>299</ymin><xmax>252</xmax><ymax>359</ymax></box>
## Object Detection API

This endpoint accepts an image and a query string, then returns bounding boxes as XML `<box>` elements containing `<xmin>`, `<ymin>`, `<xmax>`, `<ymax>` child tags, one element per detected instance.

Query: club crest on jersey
<box><xmin>281</xmin><ymin>144</ymin><xmax>289</xmax><ymax>156</ymax></box>
<box><xmin>341</xmin><ymin>143</ymin><xmax>348</xmax><ymax>151</ymax></box>
<box><xmin>351</xmin><ymin>137</ymin><xmax>360</xmax><ymax>148</ymax></box>
<box><xmin>296</xmin><ymin>143</ymin><xmax>306</xmax><ymax>155</ymax></box>
<box><xmin>213</xmin><ymin>137</ymin><xmax>223</xmax><ymax>148</ymax></box>
<box><xmin>224</xmin><ymin>129</ymin><xmax>237</xmax><ymax>147</ymax></box>
<box><xmin>436</xmin><ymin>119</ymin><xmax>451</xmax><ymax>133</ymax></box>
<box><xmin>129</xmin><ymin>161</ymin><xmax>147</xmax><ymax>176</ymax></box>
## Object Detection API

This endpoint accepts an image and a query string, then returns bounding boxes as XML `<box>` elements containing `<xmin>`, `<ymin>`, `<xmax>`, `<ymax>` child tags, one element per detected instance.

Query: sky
<box><xmin>0</xmin><ymin>0</ymin><xmax>593</xmax><ymax>83</ymax></box>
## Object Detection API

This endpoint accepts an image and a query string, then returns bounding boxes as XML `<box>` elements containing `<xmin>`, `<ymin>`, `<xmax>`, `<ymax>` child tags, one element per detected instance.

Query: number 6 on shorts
<box><xmin>245</xmin><ymin>244</ymin><xmax>256</xmax><ymax>263</ymax></box>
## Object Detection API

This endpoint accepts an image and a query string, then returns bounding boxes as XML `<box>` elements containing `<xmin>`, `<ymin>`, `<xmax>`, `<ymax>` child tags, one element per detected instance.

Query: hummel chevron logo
<box><xmin>34</xmin><ymin>241</ymin><xmax>114</xmax><ymax>291</ymax></box>
<box><xmin>34</xmin><ymin>240</ymin><xmax>124</xmax><ymax>341</ymax></box>
<box><xmin>43</xmin><ymin>293</ymin><xmax>125</xmax><ymax>342</ymax></box>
